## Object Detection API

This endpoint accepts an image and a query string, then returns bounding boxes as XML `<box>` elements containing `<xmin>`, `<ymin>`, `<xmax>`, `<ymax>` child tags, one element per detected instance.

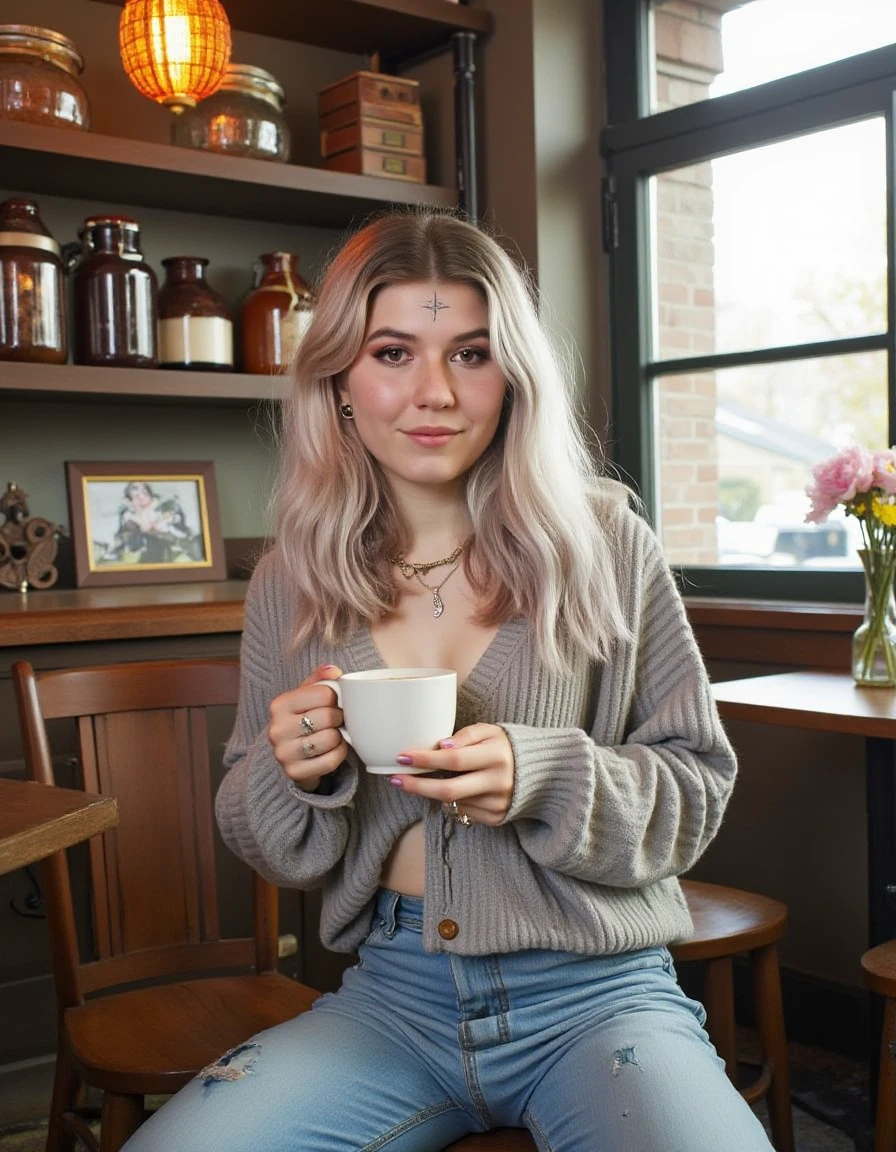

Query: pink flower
<box><xmin>872</xmin><ymin>449</ymin><xmax>896</xmax><ymax>495</ymax></box>
<box><xmin>805</xmin><ymin>445</ymin><xmax>875</xmax><ymax>523</ymax></box>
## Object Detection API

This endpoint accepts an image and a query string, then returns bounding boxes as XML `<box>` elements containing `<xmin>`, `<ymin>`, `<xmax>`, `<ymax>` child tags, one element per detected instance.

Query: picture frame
<box><xmin>65</xmin><ymin>460</ymin><xmax>226</xmax><ymax>587</ymax></box>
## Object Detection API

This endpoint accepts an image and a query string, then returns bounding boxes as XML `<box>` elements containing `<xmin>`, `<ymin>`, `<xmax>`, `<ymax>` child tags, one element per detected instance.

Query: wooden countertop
<box><xmin>0</xmin><ymin>581</ymin><xmax>248</xmax><ymax>647</ymax></box>
<box><xmin>0</xmin><ymin>778</ymin><xmax>119</xmax><ymax>875</ymax></box>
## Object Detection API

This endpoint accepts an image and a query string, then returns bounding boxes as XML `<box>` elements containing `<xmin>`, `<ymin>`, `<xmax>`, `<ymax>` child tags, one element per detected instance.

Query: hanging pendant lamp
<box><xmin>119</xmin><ymin>0</ymin><xmax>232</xmax><ymax>113</ymax></box>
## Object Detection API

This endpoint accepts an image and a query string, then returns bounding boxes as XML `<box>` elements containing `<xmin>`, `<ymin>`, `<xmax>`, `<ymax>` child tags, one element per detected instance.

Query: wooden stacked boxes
<box><xmin>319</xmin><ymin>71</ymin><xmax>426</xmax><ymax>183</ymax></box>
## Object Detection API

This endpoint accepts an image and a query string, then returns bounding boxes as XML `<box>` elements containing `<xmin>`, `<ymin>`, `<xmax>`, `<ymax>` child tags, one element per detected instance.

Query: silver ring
<box><xmin>300</xmin><ymin>715</ymin><xmax>315</xmax><ymax>735</ymax></box>
<box><xmin>302</xmin><ymin>741</ymin><xmax>316</xmax><ymax>758</ymax></box>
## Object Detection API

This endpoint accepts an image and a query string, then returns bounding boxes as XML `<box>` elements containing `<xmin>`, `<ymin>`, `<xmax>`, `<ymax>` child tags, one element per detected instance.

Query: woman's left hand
<box><xmin>390</xmin><ymin>724</ymin><xmax>515</xmax><ymax>825</ymax></box>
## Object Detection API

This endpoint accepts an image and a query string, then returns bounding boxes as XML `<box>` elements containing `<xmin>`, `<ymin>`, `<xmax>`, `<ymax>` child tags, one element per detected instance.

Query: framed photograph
<box><xmin>65</xmin><ymin>461</ymin><xmax>226</xmax><ymax>587</ymax></box>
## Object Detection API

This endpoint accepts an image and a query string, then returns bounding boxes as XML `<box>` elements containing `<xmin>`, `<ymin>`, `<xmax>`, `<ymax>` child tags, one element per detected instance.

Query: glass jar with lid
<box><xmin>172</xmin><ymin>63</ymin><xmax>290</xmax><ymax>162</ymax></box>
<box><xmin>71</xmin><ymin>216</ymin><xmax>158</xmax><ymax>369</ymax></box>
<box><xmin>0</xmin><ymin>197</ymin><xmax>67</xmax><ymax>363</ymax></box>
<box><xmin>0</xmin><ymin>24</ymin><xmax>90</xmax><ymax>130</ymax></box>
<box><xmin>158</xmin><ymin>256</ymin><xmax>233</xmax><ymax>371</ymax></box>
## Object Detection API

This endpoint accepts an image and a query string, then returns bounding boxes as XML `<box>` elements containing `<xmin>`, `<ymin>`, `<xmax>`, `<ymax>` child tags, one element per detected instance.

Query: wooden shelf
<box><xmin>0</xmin><ymin>120</ymin><xmax>457</xmax><ymax>228</ymax></box>
<box><xmin>0</xmin><ymin>581</ymin><xmax>248</xmax><ymax>647</ymax></box>
<box><xmin>94</xmin><ymin>0</ymin><xmax>493</xmax><ymax>65</ymax></box>
<box><xmin>1</xmin><ymin>361</ymin><xmax>289</xmax><ymax>406</ymax></box>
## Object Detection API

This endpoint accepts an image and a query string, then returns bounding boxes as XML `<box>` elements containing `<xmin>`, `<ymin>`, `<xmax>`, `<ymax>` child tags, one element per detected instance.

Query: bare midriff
<box><xmin>370</xmin><ymin>571</ymin><xmax>500</xmax><ymax>898</ymax></box>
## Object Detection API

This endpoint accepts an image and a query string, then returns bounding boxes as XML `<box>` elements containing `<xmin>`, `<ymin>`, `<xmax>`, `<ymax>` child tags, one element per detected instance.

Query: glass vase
<box><xmin>852</xmin><ymin>548</ymin><xmax>896</xmax><ymax>687</ymax></box>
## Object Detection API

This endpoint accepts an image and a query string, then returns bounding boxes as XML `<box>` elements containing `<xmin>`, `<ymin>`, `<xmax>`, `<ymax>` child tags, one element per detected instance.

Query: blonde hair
<box><xmin>275</xmin><ymin>210</ymin><xmax>630</xmax><ymax>673</ymax></box>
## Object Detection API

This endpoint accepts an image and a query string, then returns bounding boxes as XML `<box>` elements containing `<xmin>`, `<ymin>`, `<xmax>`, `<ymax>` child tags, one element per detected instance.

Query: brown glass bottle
<box><xmin>240</xmin><ymin>252</ymin><xmax>313</xmax><ymax>375</ymax></box>
<box><xmin>0</xmin><ymin>197</ymin><xmax>67</xmax><ymax>363</ymax></box>
<box><xmin>158</xmin><ymin>256</ymin><xmax>233</xmax><ymax>371</ymax></box>
<box><xmin>72</xmin><ymin>216</ymin><xmax>158</xmax><ymax>368</ymax></box>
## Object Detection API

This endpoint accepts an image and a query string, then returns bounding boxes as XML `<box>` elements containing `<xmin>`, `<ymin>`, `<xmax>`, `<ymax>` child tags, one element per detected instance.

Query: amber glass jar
<box><xmin>158</xmin><ymin>256</ymin><xmax>233</xmax><ymax>371</ymax></box>
<box><xmin>0</xmin><ymin>197</ymin><xmax>67</xmax><ymax>364</ymax></box>
<box><xmin>241</xmin><ymin>252</ymin><xmax>313</xmax><ymax>374</ymax></box>
<box><xmin>71</xmin><ymin>216</ymin><xmax>158</xmax><ymax>368</ymax></box>
<box><xmin>172</xmin><ymin>63</ymin><xmax>290</xmax><ymax>162</ymax></box>
<box><xmin>0</xmin><ymin>25</ymin><xmax>90</xmax><ymax>130</ymax></box>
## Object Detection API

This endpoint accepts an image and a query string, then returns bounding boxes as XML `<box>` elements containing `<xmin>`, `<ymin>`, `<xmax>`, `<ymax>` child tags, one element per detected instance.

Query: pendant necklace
<box><xmin>413</xmin><ymin>562</ymin><xmax>461</xmax><ymax>618</ymax></box>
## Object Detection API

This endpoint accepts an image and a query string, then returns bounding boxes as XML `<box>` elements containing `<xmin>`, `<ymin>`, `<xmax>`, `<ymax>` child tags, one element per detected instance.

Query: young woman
<box><xmin>122</xmin><ymin>211</ymin><xmax>773</xmax><ymax>1150</ymax></box>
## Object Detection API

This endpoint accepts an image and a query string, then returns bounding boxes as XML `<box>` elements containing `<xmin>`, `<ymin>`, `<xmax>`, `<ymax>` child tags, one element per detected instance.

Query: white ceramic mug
<box><xmin>319</xmin><ymin>668</ymin><xmax>457</xmax><ymax>774</ymax></box>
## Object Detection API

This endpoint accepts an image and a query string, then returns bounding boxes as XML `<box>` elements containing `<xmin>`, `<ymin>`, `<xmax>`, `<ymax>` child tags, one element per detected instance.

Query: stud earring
<box><xmin>339</xmin><ymin>403</ymin><xmax>354</xmax><ymax>419</ymax></box>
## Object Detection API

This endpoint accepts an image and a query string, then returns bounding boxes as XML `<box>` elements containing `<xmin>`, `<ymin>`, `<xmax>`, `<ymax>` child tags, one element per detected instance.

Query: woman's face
<box><xmin>340</xmin><ymin>281</ymin><xmax>506</xmax><ymax>502</ymax></box>
<box><xmin>127</xmin><ymin>483</ymin><xmax>153</xmax><ymax>507</ymax></box>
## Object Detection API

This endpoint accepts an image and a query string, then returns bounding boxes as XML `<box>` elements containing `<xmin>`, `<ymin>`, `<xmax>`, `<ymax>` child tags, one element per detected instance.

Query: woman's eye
<box><xmin>455</xmin><ymin>347</ymin><xmax>488</xmax><ymax>364</ymax></box>
<box><xmin>374</xmin><ymin>346</ymin><xmax>408</xmax><ymax>364</ymax></box>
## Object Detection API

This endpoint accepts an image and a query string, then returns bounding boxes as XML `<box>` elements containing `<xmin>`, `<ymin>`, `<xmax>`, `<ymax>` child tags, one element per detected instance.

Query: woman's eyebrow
<box><xmin>364</xmin><ymin>325</ymin><xmax>491</xmax><ymax>346</ymax></box>
<box><xmin>365</xmin><ymin>327</ymin><xmax>416</xmax><ymax>343</ymax></box>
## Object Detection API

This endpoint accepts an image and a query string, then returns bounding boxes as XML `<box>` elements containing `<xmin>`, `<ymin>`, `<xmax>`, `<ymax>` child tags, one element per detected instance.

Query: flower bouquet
<box><xmin>806</xmin><ymin>444</ymin><xmax>896</xmax><ymax>686</ymax></box>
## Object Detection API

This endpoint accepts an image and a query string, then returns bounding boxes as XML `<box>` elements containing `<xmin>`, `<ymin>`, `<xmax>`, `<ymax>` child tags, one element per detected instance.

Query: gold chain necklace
<box><xmin>388</xmin><ymin>539</ymin><xmax>467</xmax><ymax>580</ymax></box>
<box><xmin>413</xmin><ymin>563</ymin><xmax>461</xmax><ymax>618</ymax></box>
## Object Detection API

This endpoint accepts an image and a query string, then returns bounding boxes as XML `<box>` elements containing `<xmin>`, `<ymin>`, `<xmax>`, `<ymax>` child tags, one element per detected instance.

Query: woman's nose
<box><xmin>414</xmin><ymin>358</ymin><xmax>455</xmax><ymax>407</ymax></box>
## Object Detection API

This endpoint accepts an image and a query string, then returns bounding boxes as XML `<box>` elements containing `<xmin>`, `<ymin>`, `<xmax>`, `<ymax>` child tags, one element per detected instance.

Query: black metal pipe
<box><xmin>452</xmin><ymin>31</ymin><xmax>478</xmax><ymax>222</ymax></box>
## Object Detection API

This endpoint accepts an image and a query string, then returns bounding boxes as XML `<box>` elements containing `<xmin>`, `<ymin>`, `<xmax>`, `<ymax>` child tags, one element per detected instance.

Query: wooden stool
<box><xmin>861</xmin><ymin>939</ymin><xmax>896</xmax><ymax>1152</ymax></box>
<box><xmin>672</xmin><ymin>880</ymin><xmax>794</xmax><ymax>1152</ymax></box>
<box><xmin>446</xmin><ymin>879</ymin><xmax>794</xmax><ymax>1152</ymax></box>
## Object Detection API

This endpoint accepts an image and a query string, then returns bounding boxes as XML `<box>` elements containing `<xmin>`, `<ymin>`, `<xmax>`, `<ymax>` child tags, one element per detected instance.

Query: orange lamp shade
<box><xmin>119</xmin><ymin>0</ymin><xmax>232</xmax><ymax>112</ymax></box>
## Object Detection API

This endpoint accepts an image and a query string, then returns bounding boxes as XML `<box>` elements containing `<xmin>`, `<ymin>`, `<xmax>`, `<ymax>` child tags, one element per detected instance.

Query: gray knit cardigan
<box><xmin>215</xmin><ymin>500</ymin><xmax>737</xmax><ymax>957</ymax></box>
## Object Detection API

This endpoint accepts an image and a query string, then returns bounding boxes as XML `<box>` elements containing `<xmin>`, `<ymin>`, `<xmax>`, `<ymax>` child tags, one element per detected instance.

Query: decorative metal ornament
<box><xmin>0</xmin><ymin>483</ymin><xmax>60</xmax><ymax>592</ymax></box>
<box><xmin>339</xmin><ymin>403</ymin><xmax>354</xmax><ymax>419</ymax></box>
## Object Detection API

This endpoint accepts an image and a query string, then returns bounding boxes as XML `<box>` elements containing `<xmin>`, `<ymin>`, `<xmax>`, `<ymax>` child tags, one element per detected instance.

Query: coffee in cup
<box><xmin>319</xmin><ymin>668</ymin><xmax>456</xmax><ymax>774</ymax></box>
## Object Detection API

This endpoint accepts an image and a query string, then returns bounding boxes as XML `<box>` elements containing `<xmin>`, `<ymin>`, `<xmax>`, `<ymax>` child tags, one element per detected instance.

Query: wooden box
<box><xmin>321</xmin><ymin>118</ymin><xmax>424</xmax><ymax>159</ymax></box>
<box><xmin>323</xmin><ymin>146</ymin><xmax>426</xmax><ymax>183</ymax></box>
<box><xmin>318</xmin><ymin>70</ymin><xmax>421</xmax><ymax>125</ymax></box>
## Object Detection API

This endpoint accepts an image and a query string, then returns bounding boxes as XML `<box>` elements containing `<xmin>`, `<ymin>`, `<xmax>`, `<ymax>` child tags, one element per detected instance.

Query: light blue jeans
<box><xmin>122</xmin><ymin>890</ymin><xmax>773</xmax><ymax>1151</ymax></box>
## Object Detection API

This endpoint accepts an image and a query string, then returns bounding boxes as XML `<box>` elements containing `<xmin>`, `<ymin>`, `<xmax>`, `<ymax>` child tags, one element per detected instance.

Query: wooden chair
<box><xmin>445</xmin><ymin>880</ymin><xmax>794</xmax><ymax>1152</ymax></box>
<box><xmin>861</xmin><ymin>938</ymin><xmax>896</xmax><ymax>1151</ymax></box>
<box><xmin>12</xmin><ymin>658</ymin><xmax>320</xmax><ymax>1152</ymax></box>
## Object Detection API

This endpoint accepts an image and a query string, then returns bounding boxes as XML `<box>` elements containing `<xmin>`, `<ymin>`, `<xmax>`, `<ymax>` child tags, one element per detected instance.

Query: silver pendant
<box><xmin>432</xmin><ymin>592</ymin><xmax>444</xmax><ymax>618</ymax></box>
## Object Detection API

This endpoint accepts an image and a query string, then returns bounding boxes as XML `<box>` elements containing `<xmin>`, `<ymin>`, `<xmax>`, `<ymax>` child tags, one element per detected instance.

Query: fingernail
<box><xmin>396</xmin><ymin>754</ymin><xmax>414</xmax><ymax>766</ymax></box>
<box><xmin>389</xmin><ymin>775</ymin><xmax>405</xmax><ymax>787</ymax></box>
<box><xmin>321</xmin><ymin>664</ymin><xmax>337</xmax><ymax>672</ymax></box>
<box><xmin>440</xmin><ymin>739</ymin><xmax>456</xmax><ymax>749</ymax></box>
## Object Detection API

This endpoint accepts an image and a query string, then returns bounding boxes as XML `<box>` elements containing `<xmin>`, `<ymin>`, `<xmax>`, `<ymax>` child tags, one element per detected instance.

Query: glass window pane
<box><xmin>655</xmin><ymin>353</ymin><xmax>888</xmax><ymax>568</ymax></box>
<box><xmin>650</xmin><ymin>0</ymin><xmax>896</xmax><ymax>115</ymax></box>
<box><xmin>651</xmin><ymin>119</ymin><xmax>885</xmax><ymax>361</ymax></box>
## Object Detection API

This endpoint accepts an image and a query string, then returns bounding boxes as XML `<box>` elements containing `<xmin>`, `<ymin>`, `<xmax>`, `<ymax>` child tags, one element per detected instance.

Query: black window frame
<box><xmin>602</xmin><ymin>0</ymin><xmax>896</xmax><ymax>601</ymax></box>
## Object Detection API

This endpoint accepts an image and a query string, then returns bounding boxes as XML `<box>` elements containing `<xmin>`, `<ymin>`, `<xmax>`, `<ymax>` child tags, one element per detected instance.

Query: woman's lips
<box><xmin>404</xmin><ymin>428</ymin><xmax>459</xmax><ymax>447</ymax></box>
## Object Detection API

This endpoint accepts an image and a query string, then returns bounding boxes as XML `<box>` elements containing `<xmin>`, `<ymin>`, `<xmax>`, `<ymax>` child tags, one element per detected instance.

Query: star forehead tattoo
<box><xmin>422</xmin><ymin>291</ymin><xmax>449</xmax><ymax>321</ymax></box>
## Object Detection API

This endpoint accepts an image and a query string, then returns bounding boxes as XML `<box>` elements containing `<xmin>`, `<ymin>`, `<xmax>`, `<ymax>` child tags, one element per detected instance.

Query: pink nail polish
<box><xmin>389</xmin><ymin>775</ymin><xmax>404</xmax><ymax>787</ymax></box>
<box><xmin>396</xmin><ymin>754</ymin><xmax>414</xmax><ymax>766</ymax></box>
<box><xmin>440</xmin><ymin>739</ymin><xmax>456</xmax><ymax>749</ymax></box>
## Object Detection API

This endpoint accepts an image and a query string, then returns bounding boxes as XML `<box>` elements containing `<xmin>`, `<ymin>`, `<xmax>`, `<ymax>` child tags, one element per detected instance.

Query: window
<box><xmin>603</xmin><ymin>0</ymin><xmax>896</xmax><ymax>600</ymax></box>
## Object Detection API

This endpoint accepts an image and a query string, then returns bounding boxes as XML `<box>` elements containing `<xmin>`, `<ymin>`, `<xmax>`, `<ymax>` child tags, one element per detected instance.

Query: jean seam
<box><xmin>358</xmin><ymin>1100</ymin><xmax>461</xmax><ymax>1150</ymax></box>
<box><xmin>522</xmin><ymin>1106</ymin><xmax>553</xmax><ymax>1152</ymax></box>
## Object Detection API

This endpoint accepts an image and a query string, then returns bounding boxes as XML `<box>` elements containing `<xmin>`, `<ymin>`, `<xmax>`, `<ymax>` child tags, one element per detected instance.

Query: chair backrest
<box><xmin>12</xmin><ymin>658</ymin><xmax>279</xmax><ymax>1010</ymax></box>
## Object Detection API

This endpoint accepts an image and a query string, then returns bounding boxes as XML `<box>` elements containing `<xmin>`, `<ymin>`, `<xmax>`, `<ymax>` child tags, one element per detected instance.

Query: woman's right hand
<box><xmin>268</xmin><ymin>664</ymin><xmax>347</xmax><ymax>792</ymax></box>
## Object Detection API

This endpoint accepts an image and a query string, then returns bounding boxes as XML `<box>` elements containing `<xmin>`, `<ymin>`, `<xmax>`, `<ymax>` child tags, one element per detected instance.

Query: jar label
<box><xmin>276</xmin><ymin>307</ymin><xmax>313</xmax><ymax>365</ymax></box>
<box><xmin>159</xmin><ymin>315</ymin><xmax>233</xmax><ymax>366</ymax></box>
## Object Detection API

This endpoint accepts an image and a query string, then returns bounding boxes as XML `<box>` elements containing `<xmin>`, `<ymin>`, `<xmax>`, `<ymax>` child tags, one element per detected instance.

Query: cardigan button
<box><xmin>438</xmin><ymin>918</ymin><xmax>459</xmax><ymax>940</ymax></box>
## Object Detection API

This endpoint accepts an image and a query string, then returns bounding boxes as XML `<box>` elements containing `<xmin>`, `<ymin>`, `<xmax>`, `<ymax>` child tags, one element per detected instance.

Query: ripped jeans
<box><xmin>121</xmin><ymin>890</ymin><xmax>773</xmax><ymax>1152</ymax></box>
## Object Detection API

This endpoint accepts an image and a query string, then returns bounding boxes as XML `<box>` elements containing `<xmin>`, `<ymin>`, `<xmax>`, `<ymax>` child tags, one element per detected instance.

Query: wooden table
<box><xmin>0</xmin><ymin>777</ymin><xmax>119</xmax><ymax>875</ymax></box>
<box><xmin>711</xmin><ymin>669</ymin><xmax>896</xmax><ymax>951</ymax></box>
<box><xmin>712</xmin><ymin>670</ymin><xmax>896</xmax><ymax>1081</ymax></box>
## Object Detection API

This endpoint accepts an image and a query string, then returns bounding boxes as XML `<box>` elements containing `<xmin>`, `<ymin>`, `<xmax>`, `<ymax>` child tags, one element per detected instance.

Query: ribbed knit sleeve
<box><xmin>502</xmin><ymin>507</ymin><xmax>736</xmax><ymax>887</ymax></box>
<box><xmin>214</xmin><ymin>553</ymin><xmax>360</xmax><ymax>888</ymax></box>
